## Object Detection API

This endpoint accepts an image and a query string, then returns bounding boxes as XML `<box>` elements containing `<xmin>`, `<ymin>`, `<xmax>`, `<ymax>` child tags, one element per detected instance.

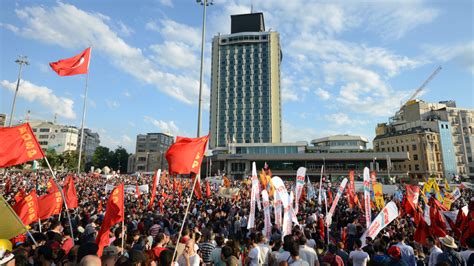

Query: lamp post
<box><xmin>196</xmin><ymin>0</ymin><xmax>213</xmax><ymax>137</ymax></box>
<box><xmin>9</xmin><ymin>56</ymin><xmax>29</xmax><ymax>126</ymax></box>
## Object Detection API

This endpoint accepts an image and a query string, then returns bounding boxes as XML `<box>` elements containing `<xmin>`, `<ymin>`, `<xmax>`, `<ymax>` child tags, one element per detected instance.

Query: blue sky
<box><xmin>1</xmin><ymin>0</ymin><xmax>473</xmax><ymax>153</ymax></box>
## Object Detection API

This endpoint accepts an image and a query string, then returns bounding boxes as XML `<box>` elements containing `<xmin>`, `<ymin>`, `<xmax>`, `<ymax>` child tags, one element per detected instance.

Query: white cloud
<box><xmin>105</xmin><ymin>99</ymin><xmax>120</xmax><ymax>109</ymax></box>
<box><xmin>144</xmin><ymin>116</ymin><xmax>179</xmax><ymax>136</ymax></box>
<box><xmin>159</xmin><ymin>0</ymin><xmax>173</xmax><ymax>7</ymax></box>
<box><xmin>281</xmin><ymin>120</ymin><xmax>338</xmax><ymax>143</ymax></box>
<box><xmin>361</xmin><ymin>0</ymin><xmax>439</xmax><ymax>40</ymax></box>
<box><xmin>122</xmin><ymin>90</ymin><xmax>131</xmax><ymax>97</ymax></box>
<box><xmin>424</xmin><ymin>42</ymin><xmax>474</xmax><ymax>75</ymax></box>
<box><xmin>315</xmin><ymin>88</ymin><xmax>330</xmax><ymax>100</ymax></box>
<box><xmin>116</xmin><ymin>21</ymin><xmax>134</xmax><ymax>37</ymax></box>
<box><xmin>324</xmin><ymin>112</ymin><xmax>368</xmax><ymax>126</ymax></box>
<box><xmin>7</xmin><ymin>3</ymin><xmax>207</xmax><ymax>105</ymax></box>
<box><xmin>148</xmin><ymin>19</ymin><xmax>201</xmax><ymax>47</ymax></box>
<box><xmin>1</xmin><ymin>79</ymin><xmax>76</xmax><ymax>119</ymax></box>
<box><xmin>150</xmin><ymin>41</ymin><xmax>198</xmax><ymax>69</ymax></box>
<box><xmin>281</xmin><ymin>87</ymin><xmax>298</xmax><ymax>102</ymax></box>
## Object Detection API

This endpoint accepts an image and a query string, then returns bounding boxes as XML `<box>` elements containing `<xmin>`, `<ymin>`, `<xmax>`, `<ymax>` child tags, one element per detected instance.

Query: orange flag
<box><xmin>49</xmin><ymin>47</ymin><xmax>91</xmax><ymax>76</ymax></box>
<box><xmin>206</xmin><ymin>181</ymin><xmax>211</xmax><ymax>198</ymax></box>
<box><xmin>165</xmin><ymin>135</ymin><xmax>209</xmax><ymax>175</ymax></box>
<box><xmin>96</xmin><ymin>184</ymin><xmax>124</xmax><ymax>257</ymax></box>
<box><xmin>148</xmin><ymin>170</ymin><xmax>159</xmax><ymax>210</ymax></box>
<box><xmin>192</xmin><ymin>174</ymin><xmax>202</xmax><ymax>200</ymax></box>
<box><xmin>0</xmin><ymin>123</ymin><xmax>45</xmax><ymax>168</ymax></box>
<box><xmin>38</xmin><ymin>191</ymin><xmax>63</xmax><ymax>220</ymax></box>
<box><xmin>13</xmin><ymin>189</ymin><xmax>39</xmax><ymax>226</ymax></box>
<box><xmin>46</xmin><ymin>178</ymin><xmax>59</xmax><ymax>194</ymax></box>
<box><xmin>14</xmin><ymin>189</ymin><xmax>26</xmax><ymax>204</ymax></box>
<box><xmin>63</xmin><ymin>176</ymin><xmax>78</xmax><ymax>209</ymax></box>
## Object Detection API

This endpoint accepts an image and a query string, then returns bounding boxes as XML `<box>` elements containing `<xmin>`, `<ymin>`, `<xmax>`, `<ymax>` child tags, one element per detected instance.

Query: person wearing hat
<box><xmin>437</xmin><ymin>235</ymin><xmax>466</xmax><ymax>266</ymax></box>
<box><xmin>0</xmin><ymin>239</ymin><xmax>15</xmax><ymax>265</ymax></box>
<box><xmin>386</xmin><ymin>245</ymin><xmax>408</xmax><ymax>266</ymax></box>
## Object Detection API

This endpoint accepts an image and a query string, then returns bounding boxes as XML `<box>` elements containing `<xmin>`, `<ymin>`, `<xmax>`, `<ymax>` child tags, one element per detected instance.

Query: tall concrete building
<box><xmin>375</xmin><ymin>99</ymin><xmax>473</xmax><ymax>180</ymax></box>
<box><xmin>29</xmin><ymin>120</ymin><xmax>79</xmax><ymax>154</ymax></box>
<box><xmin>209</xmin><ymin>12</ymin><xmax>282</xmax><ymax>148</ymax></box>
<box><xmin>134</xmin><ymin>133</ymin><xmax>174</xmax><ymax>172</ymax></box>
<box><xmin>77</xmin><ymin>128</ymin><xmax>100</xmax><ymax>163</ymax></box>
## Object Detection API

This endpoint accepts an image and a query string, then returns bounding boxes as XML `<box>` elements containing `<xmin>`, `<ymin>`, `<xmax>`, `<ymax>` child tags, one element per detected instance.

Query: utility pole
<box><xmin>9</xmin><ymin>56</ymin><xmax>29</xmax><ymax>126</ymax></box>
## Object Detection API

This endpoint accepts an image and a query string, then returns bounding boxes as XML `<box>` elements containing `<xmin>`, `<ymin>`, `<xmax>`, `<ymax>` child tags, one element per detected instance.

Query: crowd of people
<box><xmin>0</xmin><ymin>169</ymin><xmax>473</xmax><ymax>266</ymax></box>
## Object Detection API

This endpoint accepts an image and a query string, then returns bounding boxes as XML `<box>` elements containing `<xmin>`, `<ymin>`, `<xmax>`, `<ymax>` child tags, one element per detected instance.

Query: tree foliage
<box><xmin>91</xmin><ymin>146</ymin><xmax>130</xmax><ymax>173</ymax></box>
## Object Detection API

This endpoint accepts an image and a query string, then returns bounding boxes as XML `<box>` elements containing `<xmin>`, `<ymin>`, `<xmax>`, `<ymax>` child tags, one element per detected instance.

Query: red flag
<box><xmin>5</xmin><ymin>178</ymin><xmax>11</xmax><ymax>194</ymax></box>
<box><xmin>96</xmin><ymin>184</ymin><xmax>124</xmax><ymax>257</ymax></box>
<box><xmin>136</xmin><ymin>184</ymin><xmax>141</xmax><ymax>208</ymax></box>
<box><xmin>46</xmin><ymin>178</ymin><xmax>59</xmax><ymax>194</ymax></box>
<box><xmin>405</xmin><ymin>185</ymin><xmax>420</xmax><ymax>215</ymax></box>
<box><xmin>0</xmin><ymin>123</ymin><xmax>45</xmax><ymax>168</ymax></box>
<box><xmin>98</xmin><ymin>200</ymin><xmax>103</xmax><ymax>214</ymax></box>
<box><xmin>13</xmin><ymin>190</ymin><xmax>39</xmax><ymax>226</ymax></box>
<box><xmin>38</xmin><ymin>191</ymin><xmax>63</xmax><ymax>220</ymax></box>
<box><xmin>327</xmin><ymin>190</ymin><xmax>333</xmax><ymax>206</ymax></box>
<box><xmin>413</xmin><ymin>210</ymin><xmax>430</xmax><ymax>245</ymax></box>
<box><xmin>148</xmin><ymin>170</ymin><xmax>159</xmax><ymax>210</ymax></box>
<box><xmin>49</xmin><ymin>47</ymin><xmax>91</xmax><ymax>76</ymax></box>
<box><xmin>429</xmin><ymin>197</ymin><xmax>447</xmax><ymax>237</ymax></box>
<box><xmin>165</xmin><ymin>135</ymin><xmax>209</xmax><ymax>175</ymax></box>
<box><xmin>14</xmin><ymin>189</ymin><xmax>26</xmax><ymax>203</ymax></box>
<box><xmin>319</xmin><ymin>215</ymin><xmax>325</xmax><ymax>240</ymax></box>
<box><xmin>206</xmin><ymin>181</ymin><xmax>211</xmax><ymax>198</ymax></box>
<box><xmin>63</xmin><ymin>176</ymin><xmax>78</xmax><ymax>209</ymax></box>
<box><xmin>178</xmin><ymin>180</ymin><xmax>183</xmax><ymax>198</ymax></box>
<box><xmin>192</xmin><ymin>174</ymin><xmax>202</xmax><ymax>200</ymax></box>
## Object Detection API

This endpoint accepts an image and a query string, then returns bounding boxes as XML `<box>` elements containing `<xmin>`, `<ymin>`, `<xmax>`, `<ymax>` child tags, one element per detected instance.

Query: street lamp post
<box><xmin>196</xmin><ymin>0</ymin><xmax>213</xmax><ymax>137</ymax></box>
<box><xmin>9</xmin><ymin>56</ymin><xmax>29</xmax><ymax>126</ymax></box>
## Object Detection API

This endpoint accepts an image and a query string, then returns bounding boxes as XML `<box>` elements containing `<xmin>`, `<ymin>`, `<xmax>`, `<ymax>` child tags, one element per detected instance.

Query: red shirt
<box><xmin>323</xmin><ymin>254</ymin><xmax>344</xmax><ymax>266</ymax></box>
<box><xmin>152</xmin><ymin>247</ymin><xmax>168</xmax><ymax>260</ymax></box>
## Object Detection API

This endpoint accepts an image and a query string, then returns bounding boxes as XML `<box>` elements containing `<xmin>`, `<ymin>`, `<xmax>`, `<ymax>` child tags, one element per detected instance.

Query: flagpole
<box><xmin>44</xmin><ymin>157</ymin><xmax>75</xmax><ymax>240</ymax></box>
<box><xmin>77</xmin><ymin>48</ymin><xmax>92</xmax><ymax>174</ymax></box>
<box><xmin>171</xmin><ymin>173</ymin><xmax>200</xmax><ymax>263</ymax></box>
<box><xmin>121</xmin><ymin>184</ymin><xmax>125</xmax><ymax>254</ymax></box>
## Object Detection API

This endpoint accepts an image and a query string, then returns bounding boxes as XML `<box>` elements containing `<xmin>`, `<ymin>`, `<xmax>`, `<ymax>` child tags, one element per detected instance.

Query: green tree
<box><xmin>42</xmin><ymin>149</ymin><xmax>61</xmax><ymax>169</ymax></box>
<box><xmin>112</xmin><ymin>146</ymin><xmax>129</xmax><ymax>173</ymax></box>
<box><xmin>92</xmin><ymin>146</ymin><xmax>112</xmax><ymax>169</ymax></box>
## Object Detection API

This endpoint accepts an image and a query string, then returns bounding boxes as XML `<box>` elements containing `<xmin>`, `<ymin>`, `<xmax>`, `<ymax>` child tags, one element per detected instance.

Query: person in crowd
<box><xmin>177</xmin><ymin>239</ymin><xmax>201</xmax><ymax>266</ymax></box>
<box><xmin>322</xmin><ymin>243</ymin><xmax>343</xmax><ymax>266</ymax></box>
<box><xmin>349</xmin><ymin>239</ymin><xmax>370</xmax><ymax>266</ymax></box>
<box><xmin>395</xmin><ymin>233</ymin><xmax>416</xmax><ymax>266</ymax></box>
<box><xmin>436</xmin><ymin>236</ymin><xmax>466</xmax><ymax>266</ymax></box>
<box><xmin>298</xmin><ymin>235</ymin><xmax>319</xmax><ymax>266</ymax></box>
<box><xmin>458</xmin><ymin>236</ymin><xmax>474</xmax><ymax>264</ymax></box>
<box><xmin>386</xmin><ymin>245</ymin><xmax>408</xmax><ymax>266</ymax></box>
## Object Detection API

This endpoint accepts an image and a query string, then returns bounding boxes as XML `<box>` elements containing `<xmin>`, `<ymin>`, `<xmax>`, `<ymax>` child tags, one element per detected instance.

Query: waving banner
<box><xmin>273</xmin><ymin>176</ymin><xmax>292</xmax><ymax>237</ymax></box>
<box><xmin>326</xmin><ymin>178</ymin><xmax>348</xmax><ymax>226</ymax></box>
<box><xmin>318</xmin><ymin>166</ymin><xmax>324</xmax><ymax>205</ymax></box>
<box><xmin>373</xmin><ymin>183</ymin><xmax>385</xmax><ymax>209</ymax></box>
<box><xmin>262</xmin><ymin>190</ymin><xmax>272</xmax><ymax>239</ymax></box>
<box><xmin>274</xmin><ymin>193</ymin><xmax>283</xmax><ymax>228</ymax></box>
<box><xmin>363</xmin><ymin>167</ymin><xmax>372</xmax><ymax>228</ymax></box>
<box><xmin>361</xmin><ymin>201</ymin><xmax>399</xmax><ymax>245</ymax></box>
<box><xmin>294</xmin><ymin>167</ymin><xmax>306</xmax><ymax>214</ymax></box>
<box><xmin>247</xmin><ymin>162</ymin><xmax>259</xmax><ymax>229</ymax></box>
<box><xmin>307</xmin><ymin>176</ymin><xmax>316</xmax><ymax>200</ymax></box>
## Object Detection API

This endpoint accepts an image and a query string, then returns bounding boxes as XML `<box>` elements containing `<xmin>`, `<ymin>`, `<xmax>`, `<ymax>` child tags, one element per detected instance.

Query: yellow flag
<box><xmin>373</xmin><ymin>183</ymin><xmax>385</xmax><ymax>209</ymax></box>
<box><xmin>0</xmin><ymin>195</ymin><xmax>27</xmax><ymax>239</ymax></box>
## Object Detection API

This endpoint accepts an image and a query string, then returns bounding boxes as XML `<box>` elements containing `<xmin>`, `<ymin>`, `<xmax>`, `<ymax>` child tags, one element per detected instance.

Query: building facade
<box><xmin>77</xmin><ymin>128</ymin><xmax>100</xmax><ymax>163</ymax></box>
<box><xmin>29</xmin><ymin>120</ymin><xmax>79</xmax><ymax>154</ymax></box>
<box><xmin>209</xmin><ymin>12</ymin><xmax>282</xmax><ymax>148</ymax></box>
<box><xmin>309</xmin><ymin>135</ymin><xmax>368</xmax><ymax>153</ymax></box>
<box><xmin>376</xmin><ymin>99</ymin><xmax>473</xmax><ymax>180</ymax></box>
<box><xmin>205</xmin><ymin>141</ymin><xmax>408</xmax><ymax>180</ymax></box>
<box><xmin>0</xmin><ymin>113</ymin><xmax>6</xmax><ymax>127</ymax></box>
<box><xmin>373</xmin><ymin>130</ymin><xmax>443</xmax><ymax>179</ymax></box>
<box><xmin>134</xmin><ymin>133</ymin><xmax>174</xmax><ymax>172</ymax></box>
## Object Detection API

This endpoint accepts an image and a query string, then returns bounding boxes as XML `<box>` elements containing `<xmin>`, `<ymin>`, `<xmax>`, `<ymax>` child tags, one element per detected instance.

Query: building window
<box><xmin>409</xmin><ymin>165</ymin><xmax>412</xmax><ymax>171</ymax></box>
<box><xmin>413</xmin><ymin>155</ymin><xmax>418</xmax><ymax>160</ymax></box>
<box><xmin>40</xmin><ymin>128</ymin><xmax>50</xmax><ymax>132</ymax></box>
<box><xmin>415</xmin><ymin>164</ymin><xmax>420</xmax><ymax>171</ymax></box>
<box><xmin>412</xmin><ymin>144</ymin><xmax>417</xmax><ymax>150</ymax></box>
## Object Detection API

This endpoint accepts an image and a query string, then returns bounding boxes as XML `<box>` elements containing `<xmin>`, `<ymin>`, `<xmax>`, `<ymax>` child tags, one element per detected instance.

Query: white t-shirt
<box><xmin>178</xmin><ymin>253</ymin><xmax>200</xmax><ymax>266</ymax></box>
<box><xmin>258</xmin><ymin>244</ymin><xmax>270</xmax><ymax>265</ymax></box>
<box><xmin>248</xmin><ymin>246</ymin><xmax>260</xmax><ymax>266</ymax></box>
<box><xmin>349</xmin><ymin>250</ymin><xmax>370</xmax><ymax>266</ymax></box>
<box><xmin>277</xmin><ymin>251</ymin><xmax>291</xmax><ymax>263</ymax></box>
<box><xmin>299</xmin><ymin>245</ymin><xmax>319</xmax><ymax>266</ymax></box>
<box><xmin>459</xmin><ymin>250</ymin><xmax>474</xmax><ymax>263</ymax></box>
<box><xmin>306</xmin><ymin>239</ymin><xmax>316</xmax><ymax>249</ymax></box>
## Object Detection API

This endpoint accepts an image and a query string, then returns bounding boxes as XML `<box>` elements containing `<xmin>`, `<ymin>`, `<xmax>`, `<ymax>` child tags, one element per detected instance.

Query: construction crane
<box><xmin>405</xmin><ymin>65</ymin><xmax>442</xmax><ymax>104</ymax></box>
<box><xmin>390</xmin><ymin>66</ymin><xmax>442</xmax><ymax>123</ymax></box>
